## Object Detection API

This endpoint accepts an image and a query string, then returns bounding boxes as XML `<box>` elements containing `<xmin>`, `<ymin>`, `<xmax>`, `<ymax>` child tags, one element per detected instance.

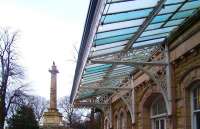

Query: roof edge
<box><xmin>70</xmin><ymin>0</ymin><xmax>100</xmax><ymax>104</ymax></box>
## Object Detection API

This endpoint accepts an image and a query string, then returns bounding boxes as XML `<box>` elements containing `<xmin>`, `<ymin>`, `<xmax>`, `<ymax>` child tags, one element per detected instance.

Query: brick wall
<box><xmin>102</xmin><ymin>18</ymin><xmax>200</xmax><ymax>129</ymax></box>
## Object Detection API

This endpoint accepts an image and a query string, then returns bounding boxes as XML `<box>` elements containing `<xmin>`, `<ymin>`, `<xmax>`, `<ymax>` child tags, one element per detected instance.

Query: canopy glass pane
<box><xmin>158</xmin><ymin>4</ymin><xmax>182</xmax><ymax>15</ymax></box>
<box><xmin>101</xmin><ymin>8</ymin><xmax>152</xmax><ymax>24</ymax></box>
<box><xmin>137</xmin><ymin>33</ymin><xmax>169</xmax><ymax>42</ymax></box>
<box><xmin>85</xmin><ymin>64</ymin><xmax>112</xmax><ymax>72</ymax></box>
<box><xmin>141</xmin><ymin>26</ymin><xmax>176</xmax><ymax>37</ymax></box>
<box><xmin>164</xmin><ymin>19</ymin><xmax>185</xmax><ymax>27</ymax></box>
<box><xmin>146</xmin><ymin>22</ymin><xmax>163</xmax><ymax>30</ymax></box>
<box><xmin>105</xmin><ymin>0</ymin><xmax>158</xmax><ymax>14</ymax></box>
<box><xmin>93</xmin><ymin>40</ymin><xmax>127</xmax><ymax>51</ymax></box>
<box><xmin>133</xmin><ymin>38</ymin><xmax>165</xmax><ymax>48</ymax></box>
<box><xmin>165</xmin><ymin>0</ymin><xmax>185</xmax><ymax>4</ymax></box>
<box><xmin>94</xmin><ymin>34</ymin><xmax>132</xmax><ymax>45</ymax></box>
<box><xmin>96</xmin><ymin>27</ymin><xmax>139</xmax><ymax>39</ymax></box>
<box><xmin>71</xmin><ymin>0</ymin><xmax>200</xmax><ymax>102</ymax></box>
<box><xmin>92</xmin><ymin>46</ymin><xmax>124</xmax><ymax>57</ymax></box>
<box><xmin>98</xmin><ymin>18</ymin><xmax>145</xmax><ymax>32</ymax></box>
<box><xmin>180</xmin><ymin>1</ymin><xmax>200</xmax><ymax>11</ymax></box>
<box><xmin>151</xmin><ymin>14</ymin><xmax>172</xmax><ymax>23</ymax></box>
<box><xmin>171</xmin><ymin>9</ymin><xmax>196</xmax><ymax>19</ymax></box>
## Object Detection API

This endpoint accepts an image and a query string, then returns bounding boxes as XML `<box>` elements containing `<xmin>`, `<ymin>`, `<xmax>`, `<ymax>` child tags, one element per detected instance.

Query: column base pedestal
<box><xmin>43</xmin><ymin>108</ymin><xmax>63</xmax><ymax>126</ymax></box>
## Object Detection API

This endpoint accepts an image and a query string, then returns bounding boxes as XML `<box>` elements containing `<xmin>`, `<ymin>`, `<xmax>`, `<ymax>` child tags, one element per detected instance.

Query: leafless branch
<box><xmin>0</xmin><ymin>28</ymin><xmax>27</xmax><ymax>129</ymax></box>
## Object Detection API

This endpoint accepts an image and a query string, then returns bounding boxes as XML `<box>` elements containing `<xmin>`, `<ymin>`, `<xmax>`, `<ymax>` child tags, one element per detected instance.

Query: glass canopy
<box><xmin>70</xmin><ymin>0</ymin><xmax>200</xmax><ymax>103</ymax></box>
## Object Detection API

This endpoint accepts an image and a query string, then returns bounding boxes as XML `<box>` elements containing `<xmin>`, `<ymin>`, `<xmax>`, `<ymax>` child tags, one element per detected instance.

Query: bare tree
<box><xmin>58</xmin><ymin>96</ymin><xmax>101</xmax><ymax>129</ymax></box>
<box><xmin>6</xmin><ymin>85</ymin><xmax>29</xmax><ymax>117</ymax></box>
<box><xmin>0</xmin><ymin>28</ymin><xmax>26</xmax><ymax>129</ymax></box>
<box><xmin>28</xmin><ymin>95</ymin><xmax>48</xmax><ymax>123</ymax></box>
<box><xmin>58</xmin><ymin>96</ymin><xmax>78</xmax><ymax>128</ymax></box>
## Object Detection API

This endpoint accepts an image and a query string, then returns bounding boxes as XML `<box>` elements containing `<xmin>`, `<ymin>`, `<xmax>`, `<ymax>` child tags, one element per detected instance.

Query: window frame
<box><xmin>150</xmin><ymin>96</ymin><xmax>167</xmax><ymax>129</ymax></box>
<box><xmin>191</xmin><ymin>85</ymin><xmax>200</xmax><ymax>129</ymax></box>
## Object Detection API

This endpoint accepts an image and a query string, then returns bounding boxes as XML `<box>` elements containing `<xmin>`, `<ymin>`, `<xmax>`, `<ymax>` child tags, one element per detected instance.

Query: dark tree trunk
<box><xmin>0</xmin><ymin>95</ymin><xmax>6</xmax><ymax>129</ymax></box>
<box><xmin>0</xmin><ymin>29</ymin><xmax>23</xmax><ymax>129</ymax></box>
<box><xmin>0</xmin><ymin>72</ymin><xmax>9</xmax><ymax>129</ymax></box>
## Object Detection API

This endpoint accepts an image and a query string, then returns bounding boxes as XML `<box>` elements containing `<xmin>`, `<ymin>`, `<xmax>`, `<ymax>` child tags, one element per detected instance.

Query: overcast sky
<box><xmin>0</xmin><ymin>0</ymin><xmax>90</xmax><ymax>99</ymax></box>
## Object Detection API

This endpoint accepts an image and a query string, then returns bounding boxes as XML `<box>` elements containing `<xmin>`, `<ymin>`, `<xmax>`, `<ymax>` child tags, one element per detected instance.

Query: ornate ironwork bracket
<box><xmin>133</xmin><ymin>44</ymin><xmax>172</xmax><ymax>115</ymax></box>
<box><xmin>120</xmin><ymin>79</ymin><xmax>135</xmax><ymax>124</ymax></box>
<box><xmin>73</xmin><ymin>95</ymin><xmax>111</xmax><ymax>112</ymax></box>
<box><xmin>90</xmin><ymin>44</ymin><xmax>172</xmax><ymax>116</ymax></box>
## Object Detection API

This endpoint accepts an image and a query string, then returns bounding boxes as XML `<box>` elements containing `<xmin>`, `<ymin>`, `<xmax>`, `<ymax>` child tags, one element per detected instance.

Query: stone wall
<box><xmin>173</xmin><ymin>45</ymin><xmax>200</xmax><ymax>129</ymax></box>
<box><xmin>102</xmin><ymin>20</ymin><xmax>200</xmax><ymax>129</ymax></box>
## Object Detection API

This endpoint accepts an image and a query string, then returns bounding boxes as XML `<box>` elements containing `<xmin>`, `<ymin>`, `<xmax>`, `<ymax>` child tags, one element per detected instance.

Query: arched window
<box><xmin>151</xmin><ymin>96</ymin><xmax>167</xmax><ymax>129</ymax></box>
<box><xmin>192</xmin><ymin>86</ymin><xmax>200</xmax><ymax>129</ymax></box>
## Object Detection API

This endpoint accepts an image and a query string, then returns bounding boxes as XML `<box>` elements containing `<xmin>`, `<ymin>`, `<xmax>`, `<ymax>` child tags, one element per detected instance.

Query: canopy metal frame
<box><xmin>70</xmin><ymin>0</ymin><xmax>200</xmax><ymax>126</ymax></box>
<box><xmin>84</xmin><ymin>43</ymin><xmax>172</xmax><ymax>124</ymax></box>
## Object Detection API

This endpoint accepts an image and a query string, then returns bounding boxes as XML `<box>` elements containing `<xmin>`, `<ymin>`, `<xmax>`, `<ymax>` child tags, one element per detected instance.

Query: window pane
<box><xmin>84</xmin><ymin>69</ymin><xmax>106</xmax><ymax>74</ymax></box>
<box><xmin>111</xmin><ymin>69</ymin><xmax>133</xmax><ymax>75</ymax></box>
<box><xmin>98</xmin><ymin>18</ymin><xmax>144</xmax><ymax>32</ymax></box>
<box><xmin>106</xmin><ymin>0</ymin><xmax>158</xmax><ymax>14</ymax></box>
<box><xmin>152</xmin><ymin>97</ymin><xmax>167</xmax><ymax>116</ymax></box>
<box><xmin>110</xmin><ymin>70</ymin><xmax>131</xmax><ymax>77</ymax></box>
<box><xmin>137</xmin><ymin>33</ymin><xmax>169</xmax><ymax>42</ymax></box>
<box><xmin>151</xmin><ymin>14</ymin><xmax>172</xmax><ymax>23</ymax></box>
<box><xmin>96</xmin><ymin>27</ymin><xmax>138</xmax><ymax>39</ymax></box>
<box><xmin>101</xmin><ymin>8</ymin><xmax>152</xmax><ymax>24</ymax></box>
<box><xmin>180</xmin><ymin>1</ymin><xmax>200</xmax><ymax>11</ymax></box>
<box><xmin>164</xmin><ymin>19</ymin><xmax>185</xmax><ymax>27</ymax></box>
<box><xmin>172</xmin><ymin>9</ymin><xmax>195</xmax><ymax>20</ymax></box>
<box><xmin>83</xmin><ymin>76</ymin><xmax>103</xmax><ymax>82</ymax></box>
<box><xmin>98</xmin><ymin>19</ymin><xmax>145</xmax><ymax>32</ymax></box>
<box><xmin>142</xmin><ymin>26</ymin><xmax>176</xmax><ymax>37</ymax></box>
<box><xmin>83</xmin><ymin>73</ymin><xmax>105</xmax><ymax>78</ymax></box>
<box><xmin>155</xmin><ymin>120</ymin><xmax>159</xmax><ymax>129</ymax></box>
<box><xmin>86</xmin><ymin>64</ymin><xmax>111</xmax><ymax>72</ymax></box>
<box><xmin>159</xmin><ymin>4</ymin><xmax>181</xmax><ymax>15</ymax></box>
<box><xmin>196</xmin><ymin>112</ymin><xmax>200</xmax><ymax>129</ymax></box>
<box><xmin>146</xmin><ymin>23</ymin><xmax>163</xmax><ymax>30</ymax></box>
<box><xmin>194</xmin><ymin>87</ymin><xmax>200</xmax><ymax>110</ymax></box>
<box><xmin>160</xmin><ymin>119</ymin><xmax>165</xmax><ymax>129</ymax></box>
<box><xmin>113</xmin><ymin>65</ymin><xmax>133</xmax><ymax>71</ymax></box>
<box><xmin>92</xmin><ymin>46</ymin><xmax>124</xmax><ymax>56</ymax></box>
<box><xmin>85</xmin><ymin>64</ymin><xmax>104</xmax><ymax>69</ymax></box>
<box><xmin>94</xmin><ymin>40</ymin><xmax>127</xmax><ymax>51</ymax></box>
<box><xmin>165</xmin><ymin>0</ymin><xmax>184</xmax><ymax>4</ymax></box>
<box><xmin>95</xmin><ymin>34</ymin><xmax>132</xmax><ymax>45</ymax></box>
<box><xmin>82</xmin><ymin>77</ymin><xmax>103</xmax><ymax>84</ymax></box>
<box><xmin>135</xmin><ymin>38</ymin><xmax>165</xmax><ymax>46</ymax></box>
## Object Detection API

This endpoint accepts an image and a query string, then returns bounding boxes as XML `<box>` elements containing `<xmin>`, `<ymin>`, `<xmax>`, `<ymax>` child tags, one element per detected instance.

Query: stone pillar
<box><xmin>43</xmin><ymin>62</ymin><xmax>63</xmax><ymax>127</ymax></box>
<box><xmin>49</xmin><ymin>61</ymin><xmax>59</xmax><ymax>110</ymax></box>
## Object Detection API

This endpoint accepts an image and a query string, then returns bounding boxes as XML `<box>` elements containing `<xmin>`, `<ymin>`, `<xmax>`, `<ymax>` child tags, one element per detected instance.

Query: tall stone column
<box><xmin>49</xmin><ymin>61</ymin><xmax>59</xmax><ymax>110</ymax></box>
<box><xmin>43</xmin><ymin>62</ymin><xmax>63</xmax><ymax>127</ymax></box>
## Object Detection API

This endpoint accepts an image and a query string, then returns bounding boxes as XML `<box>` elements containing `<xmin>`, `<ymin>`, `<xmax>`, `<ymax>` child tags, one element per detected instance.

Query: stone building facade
<box><xmin>102</xmin><ymin>19</ymin><xmax>200</xmax><ymax>129</ymax></box>
<box><xmin>69</xmin><ymin>1</ymin><xmax>200</xmax><ymax>129</ymax></box>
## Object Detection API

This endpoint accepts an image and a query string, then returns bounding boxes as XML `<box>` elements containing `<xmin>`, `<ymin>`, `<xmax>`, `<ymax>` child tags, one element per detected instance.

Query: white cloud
<box><xmin>0</xmin><ymin>1</ymin><xmax>89</xmax><ymax>99</ymax></box>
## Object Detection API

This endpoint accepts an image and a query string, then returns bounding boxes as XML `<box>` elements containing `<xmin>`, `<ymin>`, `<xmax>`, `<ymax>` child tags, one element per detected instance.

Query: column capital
<box><xmin>49</xmin><ymin>61</ymin><xmax>59</xmax><ymax>74</ymax></box>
